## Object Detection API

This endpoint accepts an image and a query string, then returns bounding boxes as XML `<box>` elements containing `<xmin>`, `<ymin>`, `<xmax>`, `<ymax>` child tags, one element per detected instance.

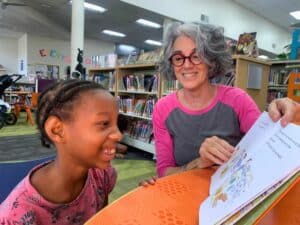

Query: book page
<box><xmin>210</xmin><ymin>112</ymin><xmax>281</xmax><ymax>194</ymax></box>
<box><xmin>200</xmin><ymin>114</ymin><xmax>300</xmax><ymax>225</ymax></box>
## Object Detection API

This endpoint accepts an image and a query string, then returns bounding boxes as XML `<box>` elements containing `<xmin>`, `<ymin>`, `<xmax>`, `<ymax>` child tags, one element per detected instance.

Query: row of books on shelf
<box><xmin>267</xmin><ymin>90</ymin><xmax>287</xmax><ymax>103</ymax></box>
<box><xmin>118</xmin><ymin>49</ymin><xmax>162</xmax><ymax>66</ymax></box>
<box><xmin>123</xmin><ymin>119</ymin><xmax>153</xmax><ymax>143</ymax></box>
<box><xmin>163</xmin><ymin>80</ymin><xmax>179</xmax><ymax>94</ymax></box>
<box><xmin>118</xmin><ymin>96</ymin><xmax>156</xmax><ymax>118</ymax></box>
<box><xmin>91</xmin><ymin>54</ymin><xmax>118</xmax><ymax>68</ymax></box>
<box><xmin>92</xmin><ymin>72</ymin><xmax>115</xmax><ymax>90</ymax></box>
<box><xmin>211</xmin><ymin>71</ymin><xmax>236</xmax><ymax>86</ymax></box>
<box><xmin>268</xmin><ymin>69</ymin><xmax>290</xmax><ymax>85</ymax></box>
<box><xmin>120</xmin><ymin>74</ymin><xmax>158</xmax><ymax>92</ymax></box>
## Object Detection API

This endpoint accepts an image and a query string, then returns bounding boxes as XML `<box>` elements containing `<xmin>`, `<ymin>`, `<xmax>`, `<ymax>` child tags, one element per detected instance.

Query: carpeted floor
<box><xmin>0</xmin><ymin>112</ymin><xmax>156</xmax><ymax>202</ymax></box>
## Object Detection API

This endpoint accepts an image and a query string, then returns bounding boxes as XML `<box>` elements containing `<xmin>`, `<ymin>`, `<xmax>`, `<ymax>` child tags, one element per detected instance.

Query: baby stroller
<box><xmin>0</xmin><ymin>74</ymin><xmax>22</xmax><ymax>129</ymax></box>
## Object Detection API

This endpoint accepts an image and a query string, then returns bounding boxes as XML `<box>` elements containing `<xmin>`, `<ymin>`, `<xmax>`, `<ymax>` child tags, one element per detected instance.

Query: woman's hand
<box><xmin>268</xmin><ymin>97</ymin><xmax>297</xmax><ymax>127</ymax></box>
<box><xmin>138</xmin><ymin>176</ymin><xmax>158</xmax><ymax>187</ymax></box>
<box><xmin>199</xmin><ymin>136</ymin><xmax>235</xmax><ymax>165</ymax></box>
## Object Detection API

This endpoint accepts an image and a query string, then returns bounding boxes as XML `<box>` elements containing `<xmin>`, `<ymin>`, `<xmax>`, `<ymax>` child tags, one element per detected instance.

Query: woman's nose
<box><xmin>183</xmin><ymin>57</ymin><xmax>192</xmax><ymax>67</ymax></box>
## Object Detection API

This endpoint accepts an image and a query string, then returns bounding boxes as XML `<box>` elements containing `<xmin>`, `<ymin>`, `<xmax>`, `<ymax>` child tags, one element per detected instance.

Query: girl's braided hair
<box><xmin>36</xmin><ymin>79</ymin><xmax>105</xmax><ymax>148</ymax></box>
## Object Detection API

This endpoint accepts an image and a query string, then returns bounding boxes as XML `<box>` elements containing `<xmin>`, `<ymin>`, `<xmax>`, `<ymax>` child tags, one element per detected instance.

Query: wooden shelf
<box><xmin>268</xmin><ymin>59</ymin><xmax>300</xmax><ymax>65</ymax></box>
<box><xmin>121</xmin><ymin>135</ymin><xmax>155</xmax><ymax>155</ymax></box>
<box><xmin>118</xmin><ymin>90</ymin><xmax>158</xmax><ymax>95</ymax></box>
<box><xmin>89</xmin><ymin>67</ymin><xmax>115</xmax><ymax>72</ymax></box>
<box><xmin>119</xmin><ymin>112</ymin><xmax>152</xmax><ymax>120</ymax></box>
<box><xmin>268</xmin><ymin>84</ymin><xmax>288</xmax><ymax>90</ymax></box>
<box><xmin>118</xmin><ymin>63</ymin><xmax>156</xmax><ymax>69</ymax></box>
<box><xmin>232</xmin><ymin>55</ymin><xmax>270</xmax><ymax>66</ymax></box>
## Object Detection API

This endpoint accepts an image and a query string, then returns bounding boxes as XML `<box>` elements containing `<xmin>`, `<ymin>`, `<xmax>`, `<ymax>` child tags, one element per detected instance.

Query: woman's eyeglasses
<box><xmin>169</xmin><ymin>53</ymin><xmax>202</xmax><ymax>67</ymax></box>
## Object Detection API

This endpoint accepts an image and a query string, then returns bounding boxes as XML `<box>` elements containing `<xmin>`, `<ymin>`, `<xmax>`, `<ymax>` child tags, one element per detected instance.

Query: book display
<box><xmin>267</xmin><ymin>60</ymin><xmax>300</xmax><ymax>106</ymax></box>
<box><xmin>199</xmin><ymin>112</ymin><xmax>300</xmax><ymax>225</ymax></box>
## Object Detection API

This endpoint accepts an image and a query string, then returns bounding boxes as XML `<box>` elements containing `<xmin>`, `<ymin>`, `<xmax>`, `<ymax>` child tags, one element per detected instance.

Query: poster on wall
<box><xmin>236</xmin><ymin>32</ymin><xmax>258</xmax><ymax>56</ymax></box>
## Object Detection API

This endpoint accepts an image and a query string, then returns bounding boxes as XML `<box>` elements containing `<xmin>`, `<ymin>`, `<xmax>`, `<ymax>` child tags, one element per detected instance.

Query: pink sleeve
<box><xmin>152</xmin><ymin>99</ymin><xmax>176</xmax><ymax>177</ymax></box>
<box><xmin>223</xmin><ymin>87</ymin><xmax>261</xmax><ymax>133</ymax></box>
<box><xmin>238</xmin><ymin>92</ymin><xmax>261</xmax><ymax>133</ymax></box>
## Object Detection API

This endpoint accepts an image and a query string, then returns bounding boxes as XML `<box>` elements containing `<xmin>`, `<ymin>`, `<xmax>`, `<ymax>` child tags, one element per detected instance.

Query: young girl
<box><xmin>0</xmin><ymin>79</ymin><xmax>122</xmax><ymax>224</ymax></box>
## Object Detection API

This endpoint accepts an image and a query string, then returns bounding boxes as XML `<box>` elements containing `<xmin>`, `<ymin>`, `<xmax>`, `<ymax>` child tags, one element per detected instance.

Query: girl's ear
<box><xmin>44</xmin><ymin>115</ymin><xmax>65</xmax><ymax>144</ymax></box>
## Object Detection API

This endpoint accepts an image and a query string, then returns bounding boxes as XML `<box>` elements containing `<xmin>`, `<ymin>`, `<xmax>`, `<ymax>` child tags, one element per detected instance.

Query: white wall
<box><xmin>27</xmin><ymin>35</ymin><xmax>115</xmax><ymax>77</ymax></box>
<box><xmin>0</xmin><ymin>37</ymin><xmax>18</xmax><ymax>74</ymax></box>
<box><xmin>122</xmin><ymin>0</ymin><xmax>291</xmax><ymax>54</ymax></box>
<box><xmin>0</xmin><ymin>35</ymin><xmax>115</xmax><ymax>76</ymax></box>
<box><xmin>18</xmin><ymin>33</ymin><xmax>27</xmax><ymax>75</ymax></box>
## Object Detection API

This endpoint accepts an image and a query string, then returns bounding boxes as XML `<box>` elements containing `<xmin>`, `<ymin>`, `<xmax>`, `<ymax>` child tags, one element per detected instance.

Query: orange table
<box><xmin>85</xmin><ymin>168</ymin><xmax>213</xmax><ymax>225</ymax></box>
<box><xmin>256</xmin><ymin>176</ymin><xmax>300</xmax><ymax>225</ymax></box>
<box><xmin>85</xmin><ymin>168</ymin><xmax>300</xmax><ymax>225</ymax></box>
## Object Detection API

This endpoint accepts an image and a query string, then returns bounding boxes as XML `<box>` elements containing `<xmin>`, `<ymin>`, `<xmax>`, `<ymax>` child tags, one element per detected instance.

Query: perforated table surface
<box><xmin>85</xmin><ymin>168</ymin><xmax>214</xmax><ymax>225</ymax></box>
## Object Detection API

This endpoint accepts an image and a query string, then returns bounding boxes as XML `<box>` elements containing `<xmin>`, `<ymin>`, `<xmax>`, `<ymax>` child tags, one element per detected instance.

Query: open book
<box><xmin>199</xmin><ymin>112</ymin><xmax>300</xmax><ymax>225</ymax></box>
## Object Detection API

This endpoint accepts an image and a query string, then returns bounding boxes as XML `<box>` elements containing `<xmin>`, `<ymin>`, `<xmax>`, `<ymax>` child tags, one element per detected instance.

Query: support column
<box><xmin>71</xmin><ymin>0</ymin><xmax>84</xmax><ymax>74</ymax></box>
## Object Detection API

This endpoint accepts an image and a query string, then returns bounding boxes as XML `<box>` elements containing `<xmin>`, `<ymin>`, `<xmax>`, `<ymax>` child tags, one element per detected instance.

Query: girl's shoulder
<box><xmin>0</xmin><ymin>175</ymin><xmax>33</xmax><ymax>222</ymax></box>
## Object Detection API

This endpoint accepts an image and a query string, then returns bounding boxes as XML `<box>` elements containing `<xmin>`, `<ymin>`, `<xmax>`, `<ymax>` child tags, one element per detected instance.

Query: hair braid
<box><xmin>35</xmin><ymin>79</ymin><xmax>105</xmax><ymax>148</ymax></box>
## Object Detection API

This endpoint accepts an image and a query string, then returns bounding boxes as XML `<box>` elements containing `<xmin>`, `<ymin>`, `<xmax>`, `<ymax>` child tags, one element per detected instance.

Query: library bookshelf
<box><xmin>89</xmin><ymin>63</ymin><xmax>159</xmax><ymax>156</ymax></box>
<box><xmin>267</xmin><ymin>59</ymin><xmax>300</xmax><ymax>106</ymax></box>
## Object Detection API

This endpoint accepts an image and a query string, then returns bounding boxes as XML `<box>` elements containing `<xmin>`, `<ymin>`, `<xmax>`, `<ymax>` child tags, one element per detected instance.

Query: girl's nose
<box><xmin>109</xmin><ymin>127</ymin><xmax>123</xmax><ymax>141</ymax></box>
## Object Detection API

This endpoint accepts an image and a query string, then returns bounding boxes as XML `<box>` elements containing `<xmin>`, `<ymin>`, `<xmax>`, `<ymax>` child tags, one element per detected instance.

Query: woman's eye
<box><xmin>192</xmin><ymin>54</ymin><xmax>200</xmax><ymax>60</ymax></box>
<box><xmin>174</xmin><ymin>55</ymin><xmax>183</xmax><ymax>61</ymax></box>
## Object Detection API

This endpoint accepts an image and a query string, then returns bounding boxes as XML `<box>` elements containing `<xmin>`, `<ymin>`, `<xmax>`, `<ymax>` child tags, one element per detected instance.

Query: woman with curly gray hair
<box><xmin>147</xmin><ymin>22</ymin><xmax>298</xmax><ymax>179</ymax></box>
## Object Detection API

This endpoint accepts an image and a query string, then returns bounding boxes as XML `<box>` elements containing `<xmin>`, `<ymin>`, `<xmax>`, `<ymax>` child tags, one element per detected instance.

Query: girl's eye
<box><xmin>97</xmin><ymin>121</ymin><xmax>110</xmax><ymax>128</ymax></box>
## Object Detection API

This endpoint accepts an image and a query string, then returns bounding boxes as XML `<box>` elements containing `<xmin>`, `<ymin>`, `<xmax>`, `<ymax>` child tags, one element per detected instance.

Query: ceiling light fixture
<box><xmin>136</xmin><ymin>19</ymin><xmax>161</xmax><ymax>28</ymax></box>
<box><xmin>69</xmin><ymin>1</ymin><xmax>106</xmax><ymax>13</ymax></box>
<box><xmin>290</xmin><ymin>11</ymin><xmax>300</xmax><ymax>20</ymax></box>
<box><xmin>119</xmin><ymin>44</ymin><xmax>136</xmax><ymax>52</ymax></box>
<box><xmin>102</xmin><ymin>30</ymin><xmax>126</xmax><ymax>37</ymax></box>
<box><xmin>145</xmin><ymin>39</ymin><xmax>162</xmax><ymax>46</ymax></box>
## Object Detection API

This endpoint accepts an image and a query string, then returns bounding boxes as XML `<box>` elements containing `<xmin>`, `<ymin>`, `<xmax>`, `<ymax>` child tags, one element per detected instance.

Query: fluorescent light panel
<box><xmin>119</xmin><ymin>44</ymin><xmax>136</xmax><ymax>52</ymax></box>
<box><xmin>69</xmin><ymin>1</ymin><xmax>106</xmax><ymax>13</ymax></box>
<box><xmin>145</xmin><ymin>39</ymin><xmax>162</xmax><ymax>46</ymax></box>
<box><xmin>102</xmin><ymin>30</ymin><xmax>126</xmax><ymax>37</ymax></box>
<box><xmin>136</xmin><ymin>19</ymin><xmax>161</xmax><ymax>28</ymax></box>
<box><xmin>290</xmin><ymin>11</ymin><xmax>300</xmax><ymax>20</ymax></box>
<box><xmin>84</xmin><ymin>2</ymin><xmax>106</xmax><ymax>12</ymax></box>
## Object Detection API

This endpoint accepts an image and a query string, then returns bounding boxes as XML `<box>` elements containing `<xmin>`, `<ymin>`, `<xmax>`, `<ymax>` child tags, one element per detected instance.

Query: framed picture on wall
<box><xmin>236</xmin><ymin>32</ymin><xmax>258</xmax><ymax>56</ymax></box>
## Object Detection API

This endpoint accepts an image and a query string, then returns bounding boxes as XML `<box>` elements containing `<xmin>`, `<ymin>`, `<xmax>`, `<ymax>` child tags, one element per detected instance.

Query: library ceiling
<box><xmin>0</xmin><ymin>0</ymin><xmax>299</xmax><ymax>49</ymax></box>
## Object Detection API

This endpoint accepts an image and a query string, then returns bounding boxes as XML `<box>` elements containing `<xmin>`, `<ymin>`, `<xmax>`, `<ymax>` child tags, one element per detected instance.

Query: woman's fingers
<box><xmin>200</xmin><ymin>136</ymin><xmax>235</xmax><ymax>165</ymax></box>
<box><xmin>268</xmin><ymin>97</ymin><xmax>297</xmax><ymax>127</ymax></box>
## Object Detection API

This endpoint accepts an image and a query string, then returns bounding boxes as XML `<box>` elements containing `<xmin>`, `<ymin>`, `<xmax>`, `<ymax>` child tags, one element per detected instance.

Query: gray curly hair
<box><xmin>160</xmin><ymin>22</ymin><xmax>232</xmax><ymax>80</ymax></box>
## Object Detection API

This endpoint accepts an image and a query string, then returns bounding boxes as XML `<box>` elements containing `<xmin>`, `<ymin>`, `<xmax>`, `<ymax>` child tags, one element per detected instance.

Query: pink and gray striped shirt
<box><xmin>153</xmin><ymin>85</ymin><xmax>260</xmax><ymax>177</ymax></box>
